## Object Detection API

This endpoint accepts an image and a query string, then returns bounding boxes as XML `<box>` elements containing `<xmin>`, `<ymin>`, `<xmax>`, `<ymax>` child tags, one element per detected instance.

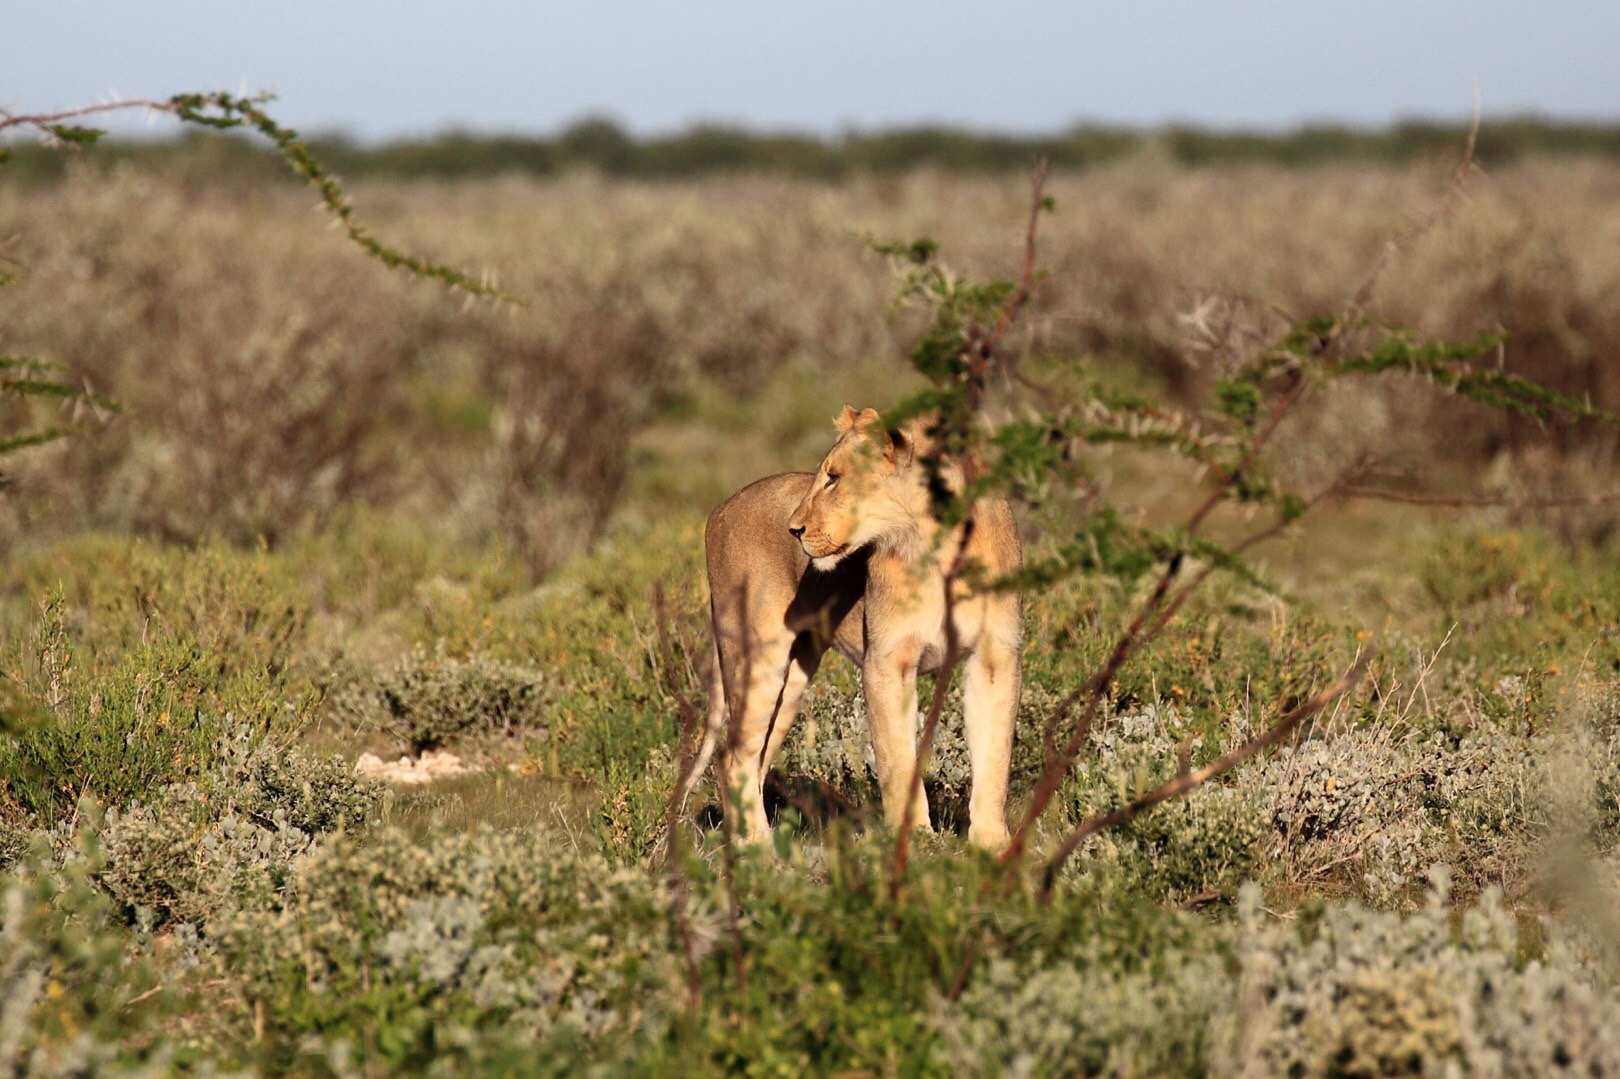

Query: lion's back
<box><xmin>704</xmin><ymin>472</ymin><xmax>815</xmax><ymax>596</ymax></box>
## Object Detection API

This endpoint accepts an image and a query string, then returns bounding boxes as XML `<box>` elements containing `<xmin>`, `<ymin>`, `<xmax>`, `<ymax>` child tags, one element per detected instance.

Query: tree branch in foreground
<box><xmin>3</xmin><ymin>93</ymin><xmax>513</xmax><ymax>302</ymax></box>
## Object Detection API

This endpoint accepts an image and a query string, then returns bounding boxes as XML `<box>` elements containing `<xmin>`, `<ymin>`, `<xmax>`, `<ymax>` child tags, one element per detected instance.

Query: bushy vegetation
<box><xmin>3</xmin><ymin>124</ymin><xmax>1620</xmax><ymax>1072</ymax></box>
<box><xmin>0</xmin><ymin>508</ymin><xmax>1615</xmax><ymax>1072</ymax></box>
<box><xmin>5</xmin><ymin>158</ymin><xmax>1620</xmax><ymax>568</ymax></box>
<box><xmin>9</xmin><ymin>115</ymin><xmax>1620</xmax><ymax>184</ymax></box>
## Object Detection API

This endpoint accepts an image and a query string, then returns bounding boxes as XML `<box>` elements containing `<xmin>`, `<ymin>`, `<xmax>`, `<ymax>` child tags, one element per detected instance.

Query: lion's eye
<box><xmin>825</xmin><ymin>472</ymin><xmax>840</xmax><ymax>489</ymax></box>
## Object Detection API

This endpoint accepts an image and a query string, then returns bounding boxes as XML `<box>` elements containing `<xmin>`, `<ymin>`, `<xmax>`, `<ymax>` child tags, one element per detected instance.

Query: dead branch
<box><xmin>0</xmin><ymin>98</ymin><xmax>175</xmax><ymax>136</ymax></box>
<box><xmin>1000</xmin><ymin>551</ymin><xmax>1184</xmax><ymax>865</ymax></box>
<box><xmin>652</xmin><ymin>585</ymin><xmax>706</xmax><ymax>1009</ymax></box>
<box><xmin>1341</xmin><ymin>92</ymin><xmax>1481</xmax><ymax>324</ymax></box>
<box><xmin>890</xmin><ymin>518</ymin><xmax>976</xmax><ymax>899</ymax></box>
<box><xmin>1037</xmin><ymin>647</ymin><xmax>1373</xmax><ymax>901</ymax></box>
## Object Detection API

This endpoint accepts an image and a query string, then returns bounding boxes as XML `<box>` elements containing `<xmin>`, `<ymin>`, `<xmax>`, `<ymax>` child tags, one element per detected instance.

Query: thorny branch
<box><xmin>4</xmin><ymin>92</ymin><xmax>510</xmax><ymax>301</ymax></box>
<box><xmin>0</xmin><ymin>98</ymin><xmax>176</xmax><ymax>135</ymax></box>
<box><xmin>890</xmin><ymin>518</ymin><xmax>976</xmax><ymax>899</ymax></box>
<box><xmin>652</xmin><ymin>585</ymin><xmax>706</xmax><ymax>1009</ymax></box>
<box><xmin>1037</xmin><ymin>648</ymin><xmax>1372</xmax><ymax>900</ymax></box>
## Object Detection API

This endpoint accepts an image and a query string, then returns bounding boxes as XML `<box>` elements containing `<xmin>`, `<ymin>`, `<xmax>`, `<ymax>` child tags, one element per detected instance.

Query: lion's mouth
<box><xmin>805</xmin><ymin>541</ymin><xmax>848</xmax><ymax>561</ymax></box>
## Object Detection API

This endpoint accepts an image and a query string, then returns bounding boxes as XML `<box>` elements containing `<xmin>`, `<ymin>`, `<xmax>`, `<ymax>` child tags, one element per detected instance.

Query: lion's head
<box><xmin>786</xmin><ymin>405</ymin><xmax>937</xmax><ymax>569</ymax></box>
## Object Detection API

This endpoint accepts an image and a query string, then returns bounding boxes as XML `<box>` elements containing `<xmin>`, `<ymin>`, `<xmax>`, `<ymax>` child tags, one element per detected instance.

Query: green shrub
<box><xmin>0</xmin><ymin>844</ymin><xmax>175</xmax><ymax>1075</ymax></box>
<box><xmin>0</xmin><ymin>549</ymin><xmax>321</xmax><ymax>822</ymax></box>
<box><xmin>1224</xmin><ymin>874</ymin><xmax>1620</xmax><ymax>1076</ymax></box>
<box><xmin>95</xmin><ymin>785</ymin><xmax>315</xmax><ymax>932</ymax></box>
<box><xmin>209</xmin><ymin>826</ymin><xmax>676</xmax><ymax>1072</ymax></box>
<box><xmin>940</xmin><ymin>948</ymin><xmax>1223</xmax><ymax>1077</ymax></box>
<box><xmin>939</xmin><ymin>873</ymin><xmax>1620</xmax><ymax>1077</ymax></box>
<box><xmin>207</xmin><ymin>726</ymin><xmax>383</xmax><ymax>836</ymax></box>
<box><xmin>93</xmin><ymin>732</ymin><xmax>382</xmax><ymax>930</ymax></box>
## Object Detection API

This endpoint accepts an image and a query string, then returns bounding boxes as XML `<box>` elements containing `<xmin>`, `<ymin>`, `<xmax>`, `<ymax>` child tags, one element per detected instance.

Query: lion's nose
<box><xmin>788</xmin><ymin>524</ymin><xmax>805</xmax><ymax>539</ymax></box>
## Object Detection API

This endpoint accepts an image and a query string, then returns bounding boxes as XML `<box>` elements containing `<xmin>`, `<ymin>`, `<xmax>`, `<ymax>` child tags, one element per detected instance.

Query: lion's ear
<box><xmin>834</xmin><ymin>405</ymin><xmax>881</xmax><ymax>433</ymax></box>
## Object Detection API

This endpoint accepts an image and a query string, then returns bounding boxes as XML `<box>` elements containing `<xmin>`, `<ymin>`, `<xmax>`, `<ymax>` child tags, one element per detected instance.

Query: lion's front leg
<box><xmin>961</xmin><ymin>627</ymin><xmax>1018</xmax><ymax>852</ymax></box>
<box><xmin>862</xmin><ymin>642</ymin><xmax>932</xmax><ymax>834</ymax></box>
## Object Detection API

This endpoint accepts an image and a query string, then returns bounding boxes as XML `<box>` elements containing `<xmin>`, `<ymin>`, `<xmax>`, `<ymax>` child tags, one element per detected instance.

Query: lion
<box><xmin>678</xmin><ymin>404</ymin><xmax>1021</xmax><ymax>851</ymax></box>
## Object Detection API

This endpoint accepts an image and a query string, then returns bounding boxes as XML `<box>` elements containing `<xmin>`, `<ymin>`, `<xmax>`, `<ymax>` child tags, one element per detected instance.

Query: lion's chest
<box><xmin>857</xmin><ymin>570</ymin><xmax>994</xmax><ymax>674</ymax></box>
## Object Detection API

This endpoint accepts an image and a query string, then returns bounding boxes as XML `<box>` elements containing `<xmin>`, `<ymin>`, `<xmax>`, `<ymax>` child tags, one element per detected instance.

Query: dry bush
<box><xmin>3</xmin><ymin>157</ymin><xmax>1616</xmax><ymax>563</ymax></box>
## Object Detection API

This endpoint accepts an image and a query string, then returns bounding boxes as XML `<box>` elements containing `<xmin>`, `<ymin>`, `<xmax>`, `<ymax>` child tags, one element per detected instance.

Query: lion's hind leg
<box><xmin>714</xmin><ymin>620</ymin><xmax>811</xmax><ymax>846</ymax></box>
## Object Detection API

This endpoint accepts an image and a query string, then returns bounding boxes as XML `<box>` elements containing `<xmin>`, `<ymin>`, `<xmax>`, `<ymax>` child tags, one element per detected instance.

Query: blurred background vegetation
<box><xmin>3</xmin><ymin>125</ymin><xmax>1617</xmax><ymax>573</ymax></box>
<box><xmin>8</xmin><ymin>115</ymin><xmax>1620</xmax><ymax>182</ymax></box>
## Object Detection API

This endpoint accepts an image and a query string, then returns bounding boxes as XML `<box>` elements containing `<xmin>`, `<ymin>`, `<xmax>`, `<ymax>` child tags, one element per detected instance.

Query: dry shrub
<box><xmin>4</xmin><ymin>157</ymin><xmax>1618</xmax><ymax>563</ymax></box>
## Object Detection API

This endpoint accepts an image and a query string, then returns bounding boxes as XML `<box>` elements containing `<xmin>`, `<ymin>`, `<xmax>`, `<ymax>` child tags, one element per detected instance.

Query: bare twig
<box><xmin>652</xmin><ymin>585</ymin><xmax>705</xmax><ymax>1009</ymax></box>
<box><xmin>1338</xmin><ymin>484</ymin><xmax>1620</xmax><ymax>510</ymax></box>
<box><xmin>988</xmin><ymin>158</ymin><xmax>1051</xmax><ymax>349</ymax></box>
<box><xmin>1037</xmin><ymin>647</ymin><xmax>1372</xmax><ymax>901</ymax></box>
<box><xmin>1341</xmin><ymin>91</ymin><xmax>1481</xmax><ymax>324</ymax></box>
<box><xmin>959</xmin><ymin>161</ymin><xmax>1053</xmax><ymax>475</ymax></box>
<box><xmin>0</xmin><ymin>98</ymin><xmax>175</xmax><ymax>135</ymax></box>
<box><xmin>712</xmin><ymin>586</ymin><xmax>752</xmax><ymax>993</ymax></box>
<box><xmin>1000</xmin><ymin>551</ymin><xmax>1184</xmax><ymax>865</ymax></box>
<box><xmin>890</xmin><ymin>519</ymin><xmax>976</xmax><ymax>899</ymax></box>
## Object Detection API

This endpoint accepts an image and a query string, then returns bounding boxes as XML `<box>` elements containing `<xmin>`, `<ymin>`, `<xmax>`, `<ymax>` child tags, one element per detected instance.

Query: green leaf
<box><xmin>1215</xmin><ymin>378</ymin><xmax>1261</xmax><ymax>424</ymax></box>
<box><xmin>0</xmin><ymin>429</ymin><xmax>69</xmax><ymax>456</ymax></box>
<box><xmin>1</xmin><ymin>377</ymin><xmax>80</xmax><ymax>399</ymax></box>
<box><xmin>44</xmin><ymin>124</ymin><xmax>106</xmax><ymax>146</ymax></box>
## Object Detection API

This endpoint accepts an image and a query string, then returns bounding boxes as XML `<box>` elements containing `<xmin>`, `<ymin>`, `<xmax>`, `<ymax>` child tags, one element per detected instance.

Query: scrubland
<box><xmin>2</xmin><ymin>152</ymin><xmax>1620</xmax><ymax>1074</ymax></box>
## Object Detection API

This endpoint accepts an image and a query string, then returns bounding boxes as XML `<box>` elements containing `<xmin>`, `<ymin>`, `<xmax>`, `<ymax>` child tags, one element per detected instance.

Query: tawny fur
<box><xmin>679</xmin><ymin>405</ymin><xmax>1021</xmax><ymax>851</ymax></box>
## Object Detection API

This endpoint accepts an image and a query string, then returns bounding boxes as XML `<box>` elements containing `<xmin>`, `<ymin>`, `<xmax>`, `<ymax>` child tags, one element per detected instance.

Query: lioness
<box><xmin>681</xmin><ymin>405</ymin><xmax>1020</xmax><ymax>850</ymax></box>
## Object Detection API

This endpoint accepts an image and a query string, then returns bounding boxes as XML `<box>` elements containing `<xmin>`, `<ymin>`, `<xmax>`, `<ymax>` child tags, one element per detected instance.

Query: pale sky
<box><xmin>9</xmin><ymin>1</ymin><xmax>1618</xmax><ymax>139</ymax></box>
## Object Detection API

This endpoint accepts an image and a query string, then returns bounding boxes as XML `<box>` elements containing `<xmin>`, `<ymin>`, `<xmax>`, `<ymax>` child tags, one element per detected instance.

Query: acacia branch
<box><xmin>1000</xmin><ymin>351</ymin><xmax>1314</xmax><ymax>870</ymax></box>
<box><xmin>0</xmin><ymin>98</ymin><xmax>175</xmax><ymax>135</ymax></box>
<box><xmin>999</xmin><ymin>550</ymin><xmax>1184</xmax><ymax>866</ymax></box>
<box><xmin>5</xmin><ymin>92</ymin><xmax>513</xmax><ymax>302</ymax></box>
<box><xmin>1036</xmin><ymin>647</ymin><xmax>1372</xmax><ymax>901</ymax></box>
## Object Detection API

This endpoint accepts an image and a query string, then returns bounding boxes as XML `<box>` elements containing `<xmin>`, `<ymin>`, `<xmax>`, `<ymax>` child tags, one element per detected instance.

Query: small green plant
<box><xmin>90</xmin><ymin>729</ymin><xmax>382</xmax><ymax>929</ymax></box>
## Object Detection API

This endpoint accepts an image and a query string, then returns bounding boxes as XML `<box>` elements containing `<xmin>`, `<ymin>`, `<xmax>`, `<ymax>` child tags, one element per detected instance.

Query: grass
<box><xmin>4</xmin><ymin>495</ymin><xmax>1619</xmax><ymax>1071</ymax></box>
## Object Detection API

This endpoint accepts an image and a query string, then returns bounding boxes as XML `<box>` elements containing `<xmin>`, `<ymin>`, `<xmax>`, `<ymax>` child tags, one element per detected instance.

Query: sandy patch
<box><xmin>355</xmin><ymin>748</ymin><xmax>475</xmax><ymax>785</ymax></box>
